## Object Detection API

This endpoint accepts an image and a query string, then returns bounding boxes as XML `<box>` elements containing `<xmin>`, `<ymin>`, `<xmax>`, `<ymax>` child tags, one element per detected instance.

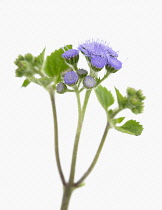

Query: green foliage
<box><xmin>115</xmin><ymin>120</ymin><xmax>143</xmax><ymax>136</ymax></box>
<box><xmin>115</xmin><ymin>88</ymin><xmax>128</xmax><ymax>109</ymax></box>
<box><xmin>22</xmin><ymin>79</ymin><xmax>30</xmax><ymax>87</ymax></box>
<box><xmin>44</xmin><ymin>45</ymin><xmax>72</xmax><ymax>83</ymax></box>
<box><xmin>115</xmin><ymin>87</ymin><xmax>145</xmax><ymax>114</ymax></box>
<box><xmin>112</xmin><ymin>117</ymin><xmax>125</xmax><ymax>124</ymax></box>
<box><xmin>15</xmin><ymin>48</ymin><xmax>46</xmax><ymax>78</ymax></box>
<box><xmin>95</xmin><ymin>85</ymin><xmax>114</xmax><ymax>110</ymax></box>
<box><xmin>34</xmin><ymin>48</ymin><xmax>45</xmax><ymax>67</ymax></box>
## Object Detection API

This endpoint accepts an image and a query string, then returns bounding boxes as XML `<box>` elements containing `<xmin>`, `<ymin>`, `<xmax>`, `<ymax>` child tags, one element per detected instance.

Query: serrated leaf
<box><xmin>29</xmin><ymin>77</ymin><xmax>53</xmax><ymax>87</ymax></box>
<box><xmin>34</xmin><ymin>48</ymin><xmax>45</xmax><ymax>66</ymax></box>
<box><xmin>112</xmin><ymin>117</ymin><xmax>125</xmax><ymax>124</ymax></box>
<box><xmin>115</xmin><ymin>88</ymin><xmax>127</xmax><ymax>109</ymax></box>
<box><xmin>115</xmin><ymin>120</ymin><xmax>143</xmax><ymax>136</ymax></box>
<box><xmin>44</xmin><ymin>45</ymin><xmax>72</xmax><ymax>82</ymax></box>
<box><xmin>95</xmin><ymin>85</ymin><xmax>114</xmax><ymax>110</ymax></box>
<box><xmin>22</xmin><ymin>79</ymin><xmax>30</xmax><ymax>87</ymax></box>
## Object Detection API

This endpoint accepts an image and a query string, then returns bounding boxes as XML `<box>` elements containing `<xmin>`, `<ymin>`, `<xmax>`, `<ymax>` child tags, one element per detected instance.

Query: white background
<box><xmin>0</xmin><ymin>0</ymin><xmax>162</xmax><ymax>209</ymax></box>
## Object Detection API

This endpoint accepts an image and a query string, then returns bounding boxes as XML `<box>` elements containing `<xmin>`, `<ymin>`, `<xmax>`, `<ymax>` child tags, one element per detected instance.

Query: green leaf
<box><xmin>115</xmin><ymin>120</ymin><xmax>143</xmax><ymax>136</ymax></box>
<box><xmin>22</xmin><ymin>79</ymin><xmax>30</xmax><ymax>87</ymax></box>
<box><xmin>34</xmin><ymin>48</ymin><xmax>46</xmax><ymax>66</ymax></box>
<box><xmin>115</xmin><ymin>88</ymin><xmax>127</xmax><ymax>109</ymax></box>
<box><xmin>112</xmin><ymin>117</ymin><xmax>125</xmax><ymax>124</ymax></box>
<box><xmin>44</xmin><ymin>45</ymin><xmax>72</xmax><ymax>82</ymax></box>
<box><xmin>29</xmin><ymin>77</ymin><xmax>53</xmax><ymax>88</ymax></box>
<box><xmin>95</xmin><ymin>85</ymin><xmax>114</xmax><ymax>110</ymax></box>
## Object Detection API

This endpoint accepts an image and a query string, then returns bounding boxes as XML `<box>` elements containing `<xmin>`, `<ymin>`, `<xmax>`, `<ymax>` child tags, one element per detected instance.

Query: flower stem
<box><xmin>75</xmin><ymin>121</ymin><xmax>110</xmax><ymax>186</ymax></box>
<box><xmin>69</xmin><ymin>89</ymin><xmax>92</xmax><ymax>185</ymax></box>
<box><xmin>49</xmin><ymin>90</ymin><xmax>66</xmax><ymax>186</ymax></box>
<box><xmin>60</xmin><ymin>186</ymin><xmax>74</xmax><ymax>210</ymax></box>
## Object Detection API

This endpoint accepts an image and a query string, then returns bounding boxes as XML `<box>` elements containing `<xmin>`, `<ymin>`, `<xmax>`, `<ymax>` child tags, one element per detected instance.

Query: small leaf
<box><xmin>22</xmin><ymin>79</ymin><xmax>30</xmax><ymax>87</ymax></box>
<box><xmin>115</xmin><ymin>120</ymin><xmax>143</xmax><ymax>136</ymax></box>
<box><xmin>115</xmin><ymin>88</ymin><xmax>127</xmax><ymax>109</ymax></box>
<box><xmin>112</xmin><ymin>117</ymin><xmax>125</xmax><ymax>124</ymax></box>
<box><xmin>44</xmin><ymin>45</ymin><xmax>72</xmax><ymax>82</ymax></box>
<box><xmin>95</xmin><ymin>85</ymin><xmax>114</xmax><ymax>110</ymax></box>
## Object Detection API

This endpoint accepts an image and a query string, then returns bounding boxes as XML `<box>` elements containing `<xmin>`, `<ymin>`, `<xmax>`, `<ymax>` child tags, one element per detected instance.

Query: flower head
<box><xmin>90</xmin><ymin>56</ymin><xmax>107</xmax><ymax>71</ymax></box>
<box><xmin>83</xmin><ymin>76</ymin><xmax>97</xmax><ymax>89</ymax></box>
<box><xmin>78</xmin><ymin>40</ymin><xmax>118</xmax><ymax>59</ymax></box>
<box><xmin>64</xmin><ymin>71</ymin><xmax>79</xmax><ymax>86</ymax></box>
<box><xmin>62</xmin><ymin>49</ymin><xmax>79</xmax><ymax>65</ymax></box>
<box><xmin>62</xmin><ymin>49</ymin><xmax>79</xmax><ymax>59</ymax></box>
<box><xmin>107</xmin><ymin>56</ymin><xmax>122</xmax><ymax>70</ymax></box>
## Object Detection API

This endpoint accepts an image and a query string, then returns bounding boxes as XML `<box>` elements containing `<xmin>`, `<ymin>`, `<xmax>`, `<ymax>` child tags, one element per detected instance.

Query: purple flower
<box><xmin>90</xmin><ymin>56</ymin><xmax>107</xmax><ymax>71</ymax></box>
<box><xmin>78</xmin><ymin>40</ymin><xmax>118</xmax><ymax>59</ymax></box>
<box><xmin>64</xmin><ymin>71</ymin><xmax>79</xmax><ymax>85</ymax></box>
<box><xmin>107</xmin><ymin>56</ymin><xmax>122</xmax><ymax>70</ymax></box>
<box><xmin>62</xmin><ymin>49</ymin><xmax>79</xmax><ymax>59</ymax></box>
<box><xmin>83</xmin><ymin>76</ymin><xmax>97</xmax><ymax>89</ymax></box>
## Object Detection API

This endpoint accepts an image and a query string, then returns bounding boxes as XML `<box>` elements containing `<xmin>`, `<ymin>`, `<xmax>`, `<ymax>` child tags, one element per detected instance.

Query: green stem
<box><xmin>75</xmin><ymin>121</ymin><xmax>110</xmax><ymax>186</ymax></box>
<box><xmin>49</xmin><ymin>90</ymin><xmax>66</xmax><ymax>186</ymax></box>
<box><xmin>110</xmin><ymin>108</ymin><xmax>122</xmax><ymax>119</ymax></box>
<box><xmin>69</xmin><ymin>89</ymin><xmax>92</xmax><ymax>185</ymax></box>
<box><xmin>98</xmin><ymin>72</ymin><xmax>110</xmax><ymax>84</ymax></box>
<box><xmin>60</xmin><ymin>186</ymin><xmax>74</xmax><ymax>210</ymax></box>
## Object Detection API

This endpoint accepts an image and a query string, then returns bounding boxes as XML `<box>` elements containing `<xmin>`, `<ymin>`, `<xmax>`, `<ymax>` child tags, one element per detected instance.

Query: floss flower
<box><xmin>78</xmin><ymin>40</ymin><xmax>118</xmax><ymax>59</ymax></box>
<box><xmin>14</xmin><ymin>40</ymin><xmax>145</xmax><ymax>210</ymax></box>
<box><xmin>105</xmin><ymin>56</ymin><xmax>122</xmax><ymax>73</ymax></box>
<box><xmin>78</xmin><ymin>40</ymin><xmax>122</xmax><ymax>72</ymax></box>
<box><xmin>64</xmin><ymin>71</ymin><xmax>79</xmax><ymax>86</ymax></box>
<box><xmin>62</xmin><ymin>49</ymin><xmax>79</xmax><ymax>65</ymax></box>
<box><xmin>90</xmin><ymin>56</ymin><xmax>107</xmax><ymax>71</ymax></box>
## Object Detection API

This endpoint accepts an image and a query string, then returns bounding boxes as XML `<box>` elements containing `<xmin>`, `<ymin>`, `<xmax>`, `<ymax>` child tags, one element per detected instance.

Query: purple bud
<box><xmin>91</xmin><ymin>56</ymin><xmax>107</xmax><ymax>71</ymax></box>
<box><xmin>64</xmin><ymin>71</ymin><xmax>79</xmax><ymax>86</ymax></box>
<box><xmin>77</xmin><ymin>69</ymin><xmax>88</xmax><ymax>77</ymax></box>
<box><xmin>107</xmin><ymin>56</ymin><xmax>122</xmax><ymax>70</ymax></box>
<box><xmin>62</xmin><ymin>49</ymin><xmax>79</xmax><ymax>59</ymax></box>
<box><xmin>83</xmin><ymin>76</ymin><xmax>97</xmax><ymax>89</ymax></box>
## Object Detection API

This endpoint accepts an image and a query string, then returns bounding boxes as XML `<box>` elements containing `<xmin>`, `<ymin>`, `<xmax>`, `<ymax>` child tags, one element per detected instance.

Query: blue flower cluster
<box><xmin>78</xmin><ymin>40</ymin><xmax>122</xmax><ymax>71</ymax></box>
<box><xmin>57</xmin><ymin>40</ymin><xmax>122</xmax><ymax>94</ymax></box>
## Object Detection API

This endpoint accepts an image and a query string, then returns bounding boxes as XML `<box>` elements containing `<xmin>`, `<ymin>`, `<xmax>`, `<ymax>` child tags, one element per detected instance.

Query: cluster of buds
<box><xmin>56</xmin><ymin>69</ymin><xmax>97</xmax><ymax>94</ymax></box>
<box><xmin>126</xmin><ymin>87</ymin><xmax>145</xmax><ymax>114</ymax></box>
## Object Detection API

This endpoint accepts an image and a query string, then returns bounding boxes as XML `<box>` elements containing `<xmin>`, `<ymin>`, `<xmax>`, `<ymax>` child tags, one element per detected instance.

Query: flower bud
<box><xmin>56</xmin><ymin>83</ymin><xmax>67</xmax><ymax>94</ymax></box>
<box><xmin>83</xmin><ymin>76</ymin><xmax>97</xmax><ymax>89</ymax></box>
<box><xmin>63</xmin><ymin>71</ymin><xmax>79</xmax><ymax>86</ymax></box>
<box><xmin>105</xmin><ymin>56</ymin><xmax>122</xmax><ymax>73</ymax></box>
<box><xmin>90</xmin><ymin>56</ymin><xmax>107</xmax><ymax>71</ymax></box>
<box><xmin>126</xmin><ymin>87</ymin><xmax>145</xmax><ymax>114</ymax></box>
<box><xmin>62</xmin><ymin>49</ymin><xmax>79</xmax><ymax>65</ymax></box>
<box><xmin>77</xmin><ymin>69</ymin><xmax>88</xmax><ymax>78</ymax></box>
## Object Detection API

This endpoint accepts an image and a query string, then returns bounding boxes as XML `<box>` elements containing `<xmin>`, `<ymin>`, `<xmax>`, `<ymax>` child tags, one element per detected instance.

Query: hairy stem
<box><xmin>75</xmin><ymin>121</ymin><xmax>110</xmax><ymax>186</ymax></box>
<box><xmin>69</xmin><ymin>89</ymin><xmax>92</xmax><ymax>184</ymax></box>
<box><xmin>49</xmin><ymin>90</ymin><xmax>66</xmax><ymax>186</ymax></box>
<box><xmin>60</xmin><ymin>186</ymin><xmax>74</xmax><ymax>210</ymax></box>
